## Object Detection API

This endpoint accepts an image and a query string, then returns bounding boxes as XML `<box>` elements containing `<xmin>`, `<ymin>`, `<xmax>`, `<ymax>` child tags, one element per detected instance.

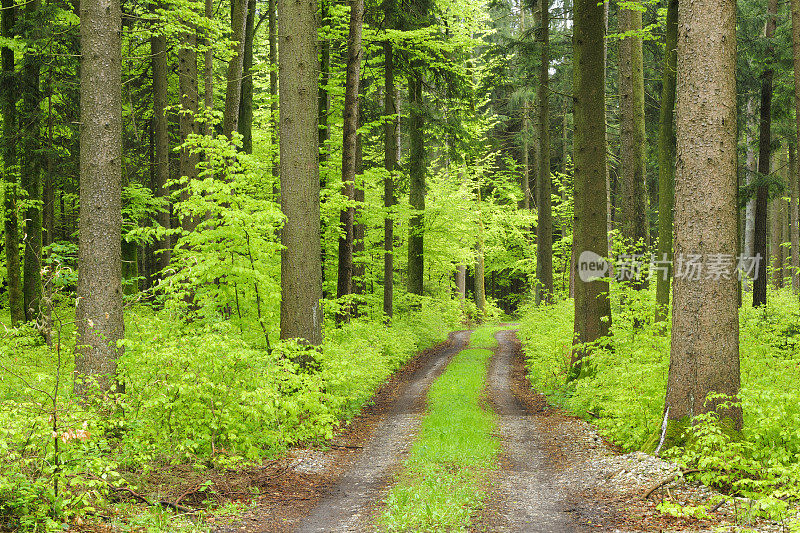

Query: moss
<box><xmin>642</xmin><ymin>416</ymin><xmax>691</xmax><ymax>454</ymax></box>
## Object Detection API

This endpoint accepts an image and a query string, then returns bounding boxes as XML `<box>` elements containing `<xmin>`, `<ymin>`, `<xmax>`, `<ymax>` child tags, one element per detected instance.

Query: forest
<box><xmin>2</xmin><ymin>0</ymin><xmax>800</xmax><ymax>527</ymax></box>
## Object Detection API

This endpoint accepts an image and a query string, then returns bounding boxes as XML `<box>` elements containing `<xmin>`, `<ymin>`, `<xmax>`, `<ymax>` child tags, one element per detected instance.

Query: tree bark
<box><xmin>151</xmin><ymin>24</ymin><xmax>171</xmax><ymax>275</ymax></box>
<box><xmin>792</xmin><ymin>0</ymin><xmax>800</xmax><ymax>296</ymax></box>
<box><xmin>618</xmin><ymin>0</ymin><xmax>648</xmax><ymax>291</ymax></box>
<box><xmin>2</xmin><ymin>0</ymin><xmax>23</xmax><ymax>324</ymax></box>
<box><xmin>223</xmin><ymin>0</ymin><xmax>248</xmax><ymax>137</ymax></box>
<box><xmin>742</xmin><ymin>96</ymin><xmax>757</xmax><ymax>290</ymax></box>
<box><xmin>75</xmin><ymin>0</ymin><xmax>124</xmax><ymax>395</ymax></box>
<box><xmin>279</xmin><ymin>0</ymin><xmax>322</xmax><ymax>346</ymax></box>
<box><xmin>655</xmin><ymin>0</ymin><xmax>678</xmax><ymax>321</ymax></box>
<box><xmin>383</xmin><ymin>40</ymin><xmax>397</xmax><ymax>318</ymax></box>
<box><xmin>237</xmin><ymin>0</ymin><xmax>256</xmax><ymax>152</ymax></box>
<box><xmin>664</xmin><ymin>0</ymin><xmax>742</xmax><ymax>439</ymax></box>
<box><xmin>336</xmin><ymin>0</ymin><xmax>364</xmax><ymax>322</ymax></box>
<box><xmin>536</xmin><ymin>0</ymin><xmax>553</xmax><ymax>304</ymax></box>
<box><xmin>791</xmin><ymin>144</ymin><xmax>799</xmax><ymax>292</ymax></box>
<box><xmin>21</xmin><ymin>0</ymin><xmax>42</xmax><ymax>321</ymax></box>
<box><xmin>178</xmin><ymin>29</ymin><xmax>200</xmax><ymax>232</ymax></box>
<box><xmin>753</xmin><ymin>0</ymin><xmax>778</xmax><ymax>307</ymax></box>
<box><xmin>570</xmin><ymin>0</ymin><xmax>611</xmax><ymax>378</ymax></box>
<box><xmin>407</xmin><ymin>68</ymin><xmax>425</xmax><ymax>296</ymax></box>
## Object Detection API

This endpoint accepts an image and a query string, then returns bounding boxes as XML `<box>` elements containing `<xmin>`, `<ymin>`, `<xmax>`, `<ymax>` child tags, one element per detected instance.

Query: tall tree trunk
<box><xmin>742</xmin><ymin>96</ymin><xmax>757</xmax><ymax>291</ymax></box>
<box><xmin>1</xmin><ymin>0</ymin><xmax>23</xmax><ymax>324</ymax></box>
<box><xmin>238</xmin><ymin>0</ymin><xmax>256</xmax><ymax>152</ymax></box>
<box><xmin>43</xmin><ymin>76</ymin><xmax>54</xmax><ymax>248</ymax></box>
<box><xmin>151</xmin><ymin>26</ymin><xmax>171</xmax><ymax>275</ymax></box>
<box><xmin>753</xmin><ymin>0</ymin><xmax>778</xmax><ymax>307</ymax></box>
<box><xmin>407</xmin><ymin>67</ymin><xmax>425</xmax><ymax>296</ymax></box>
<box><xmin>618</xmin><ymin>0</ymin><xmax>648</xmax><ymax>291</ymax></box>
<box><xmin>353</xmin><ymin>132</ymin><xmax>365</xmax><ymax>298</ymax></box>
<box><xmin>664</xmin><ymin>0</ymin><xmax>742</xmax><ymax>443</ymax></box>
<box><xmin>279</xmin><ymin>0</ymin><xmax>322</xmax><ymax>346</ymax></box>
<box><xmin>268</xmin><ymin>0</ymin><xmax>278</xmax><ymax>194</ymax></box>
<box><xmin>570</xmin><ymin>0</ymin><xmax>611</xmax><ymax>378</ymax></box>
<box><xmin>21</xmin><ymin>0</ymin><xmax>42</xmax><ymax>321</ymax></box>
<box><xmin>791</xmin><ymin>144</ymin><xmax>799</xmax><ymax>292</ymax></box>
<box><xmin>336</xmin><ymin>0</ymin><xmax>363</xmax><ymax>322</ymax></box>
<box><xmin>792</xmin><ymin>0</ymin><xmax>800</xmax><ymax>297</ymax></box>
<box><xmin>75</xmin><ymin>0</ymin><xmax>124</xmax><ymax>395</ymax></box>
<box><xmin>520</xmin><ymin>1</ymin><xmax>531</xmax><ymax>211</ymax></box>
<box><xmin>655</xmin><ymin>0</ymin><xmax>678</xmax><ymax>321</ymax></box>
<box><xmin>536</xmin><ymin>0</ymin><xmax>553</xmax><ymax>304</ymax></box>
<box><xmin>223</xmin><ymin>0</ymin><xmax>248</xmax><ymax>137</ymax></box>
<box><xmin>178</xmin><ymin>30</ymin><xmax>200</xmax><ymax>232</ymax></box>
<box><xmin>383</xmin><ymin>40</ymin><xmax>397</xmax><ymax>318</ymax></box>
<box><xmin>318</xmin><ymin>0</ymin><xmax>330</xmax><ymax>298</ymax></box>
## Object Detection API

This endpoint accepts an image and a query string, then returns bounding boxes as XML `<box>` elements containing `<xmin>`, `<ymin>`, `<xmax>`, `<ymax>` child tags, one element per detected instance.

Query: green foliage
<box><xmin>380</xmin><ymin>345</ymin><xmax>499</xmax><ymax>532</ymax></box>
<box><xmin>518</xmin><ymin>287</ymin><xmax>800</xmax><ymax>509</ymax></box>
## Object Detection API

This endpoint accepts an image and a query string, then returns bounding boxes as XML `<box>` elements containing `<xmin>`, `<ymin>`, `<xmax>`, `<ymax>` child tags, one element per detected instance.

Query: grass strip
<box><xmin>379</xmin><ymin>329</ymin><xmax>500</xmax><ymax>532</ymax></box>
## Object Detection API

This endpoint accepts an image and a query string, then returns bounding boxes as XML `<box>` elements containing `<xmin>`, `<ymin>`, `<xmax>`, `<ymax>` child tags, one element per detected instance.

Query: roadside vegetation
<box><xmin>518</xmin><ymin>287</ymin><xmax>800</xmax><ymax>523</ymax></box>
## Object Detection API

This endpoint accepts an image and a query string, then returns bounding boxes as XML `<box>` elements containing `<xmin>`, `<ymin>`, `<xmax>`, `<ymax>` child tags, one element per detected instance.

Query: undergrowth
<box><xmin>380</xmin><ymin>325</ymin><xmax>500</xmax><ymax>532</ymax></box>
<box><xmin>518</xmin><ymin>287</ymin><xmax>800</xmax><ymax>522</ymax></box>
<box><xmin>0</xmin><ymin>298</ymin><xmax>461</xmax><ymax>531</ymax></box>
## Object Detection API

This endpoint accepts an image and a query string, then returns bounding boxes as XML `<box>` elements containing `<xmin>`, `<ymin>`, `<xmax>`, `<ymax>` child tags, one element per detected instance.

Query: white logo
<box><xmin>578</xmin><ymin>251</ymin><xmax>609</xmax><ymax>282</ymax></box>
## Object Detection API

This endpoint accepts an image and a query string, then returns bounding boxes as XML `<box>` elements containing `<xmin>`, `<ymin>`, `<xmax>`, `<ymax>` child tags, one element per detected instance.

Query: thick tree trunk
<box><xmin>279</xmin><ymin>0</ymin><xmax>322</xmax><ymax>346</ymax></box>
<box><xmin>75</xmin><ymin>0</ymin><xmax>124</xmax><ymax>395</ymax></box>
<box><xmin>0</xmin><ymin>0</ymin><xmax>25</xmax><ymax>325</ymax></box>
<box><xmin>238</xmin><ymin>0</ymin><xmax>256</xmax><ymax>152</ymax></box>
<box><xmin>407</xmin><ymin>68</ymin><xmax>425</xmax><ymax>296</ymax></box>
<box><xmin>753</xmin><ymin>0</ymin><xmax>778</xmax><ymax>307</ymax></box>
<box><xmin>655</xmin><ymin>0</ymin><xmax>678</xmax><ymax>321</ymax></box>
<box><xmin>570</xmin><ymin>0</ymin><xmax>611</xmax><ymax>378</ymax></box>
<box><xmin>21</xmin><ymin>0</ymin><xmax>42</xmax><ymax>321</ymax></box>
<box><xmin>336</xmin><ymin>0</ymin><xmax>363</xmax><ymax>322</ymax></box>
<box><xmin>383</xmin><ymin>41</ymin><xmax>397</xmax><ymax>318</ymax></box>
<box><xmin>178</xmin><ymin>30</ymin><xmax>200</xmax><ymax>232</ymax></box>
<box><xmin>1</xmin><ymin>0</ymin><xmax>23</xmax><ymax>324</ymax></box>
<box><xmin>151</xmin><ymin>27</ymin><xmax>171</xmax><ymax>275</ymax></box>
<box><xmin>618</xmin><ymin>0</ymin><xmax>648</xmax><ymax>291</ymax></box>
<box><xmin>536</xmin><ymin>0</ymin><xmax>553</xmax><ymax>304</ymax></box>
<box><xmin>223</xmin><ymin>0</ymin><xmax>248</xmax><ymax>137</ymax></box>
<box><xmin>664</xmin><ymin>0</ymin><xmax>742</xmax><ymax>441</ymax></box>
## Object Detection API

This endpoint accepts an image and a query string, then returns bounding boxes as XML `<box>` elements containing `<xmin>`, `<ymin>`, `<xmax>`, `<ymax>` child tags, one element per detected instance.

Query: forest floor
<box><xmin>188</xmin><ymin>328</ymin><xmax>788</xmax><ymax>533</ymax></box>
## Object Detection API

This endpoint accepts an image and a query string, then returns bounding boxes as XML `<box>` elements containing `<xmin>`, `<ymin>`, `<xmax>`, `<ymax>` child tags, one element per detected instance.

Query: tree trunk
<box><xmin>75</xmin><ymin>0</ymin><xmax>124</xmax><ymax>395</ymax></box>
<box><xmin>383</xmin><ymin>40</ymin><xmax>397</xmax><ymax>318</ymax></box>
<box><xmin>570</xmin><ymin>0</ymin><xmax>611</xmax><ymax>378</ymax></box>
<box><xmin>223</xmin><ymin>0</ymin><xmax>248</xmax><ymax>137</ymax></box>
<box><xmin>742</xmin><ymin>96</ymin><xmax>757</xmax><ymax>291</ymax></box>
<box><xmin>618</xmin><ymin>0</ymin><xmax>648</xmax><ymax>290</ymax></box>
<box><xmin>664</xmin><ymin>0</ymin><xmax>742</xmax><ymax>442</ymax></box>
<box><xmin>43</xmin><ymin>79</ymin><xmax>54</xmax><ymax>248</ymax></box>
<box><xmin>1</xmin><ymin>0</ymin><xmax>23</xmax><ymax>324</ymax></box>
<box><xmin>655</xmin><ymin>0</ymin><xmax>678</xmax><ymax>321</ymax></box>
<box><xmin>21</xmin><ymin>0</ymin><xmax>42</xmax><ymax>321</ymax></box>
<box><xmin>268</xmin><ymin>0</ymin><xmax>278</xmax><ymax>195</ymax></box>
<box><xmin>791</xmin><ymin>144</ymin><xmax>799</xmax><ymax>292</ymax></box>
<box><xmin>353</xmin><ymin>132</ymin><xmax>365</xmax><ymax>298</ymax></box>
<box><xmin>536</xmin><ymin>0</ymin><xmax>553</xmax><ymax>304</ymax></box>
<box><xmin>792</xmin><ymin>0</ymin><xmax>800</xmax><ymax>297</ymax></box>
<box><xmin>753</xmin><ymin>0</ymin><xmax>778</xmax><ymax>307</ymax></box>
<box><xmin>237</xmin><ymin>0</ymin><xmax>256</xmax><ymax>152</ymax></box>
<box><xmin>335</xmin><ymin>0</ymin><xmax>363</xmax><ymax>322</ymax></box>
<box><xmin>407</xmin><ymin>68</ymin><xmax>425</xmax><ymax>296</ymax></box>
<box><xmin>279</xmin><ymin>0</ymin><xmax>322</xmax><ymax>346</ymax></box>
<box><xmin>151</xmin><ymin>25</ymin><xmax>171</xmax><ymax>275</ymax></box>
<box><xmin>178</xmin><ymin>29</ymin><xmax>200</xmax><ymax>232</ymax></box>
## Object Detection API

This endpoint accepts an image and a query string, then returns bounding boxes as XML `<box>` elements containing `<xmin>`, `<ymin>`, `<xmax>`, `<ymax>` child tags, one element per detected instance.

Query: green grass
<box><xmin>468</xmin><ymin>324</ymin><xmax>504</xmax><ymax>349</ymax></box>
<box><xmin>379</xmin><ymin>343</ymin><xmax>499</xmax><ymax>532</ymax></box>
